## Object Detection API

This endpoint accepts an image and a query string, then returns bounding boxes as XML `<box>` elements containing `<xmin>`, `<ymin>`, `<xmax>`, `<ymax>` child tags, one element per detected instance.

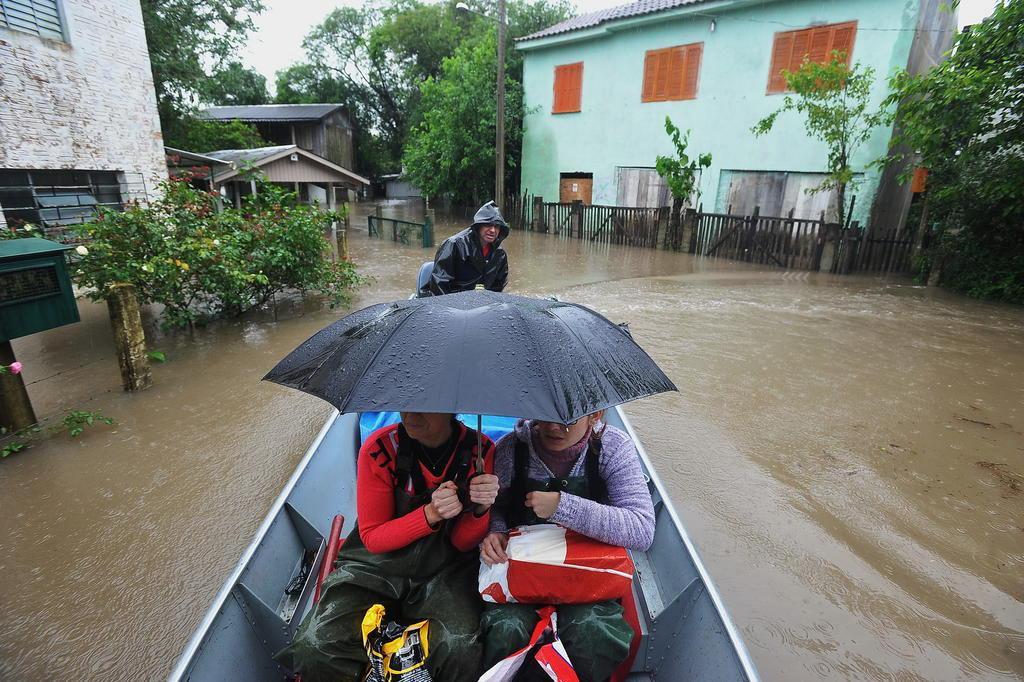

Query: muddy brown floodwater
<box><xmin>1</xmin><ymin>200</ymin><xmax>1022</xmax><ymax>680</ymax></box>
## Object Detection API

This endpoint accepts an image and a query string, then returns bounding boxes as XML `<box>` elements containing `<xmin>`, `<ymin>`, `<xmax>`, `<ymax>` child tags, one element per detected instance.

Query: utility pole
<box><xmin>495</xmin><ymin>0</ymin><xmax>507</xmax><ymax>212</ymax></box>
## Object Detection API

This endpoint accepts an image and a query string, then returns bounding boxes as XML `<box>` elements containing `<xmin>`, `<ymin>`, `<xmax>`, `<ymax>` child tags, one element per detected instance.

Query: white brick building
<box><xmin>0</xmin><ymin>0</ymin><xmax>165</xmax><ymax>234</ymax></box>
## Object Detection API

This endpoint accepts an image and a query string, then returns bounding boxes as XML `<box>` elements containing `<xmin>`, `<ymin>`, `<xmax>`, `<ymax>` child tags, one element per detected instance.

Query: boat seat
<box><xmin>415</xmin><ymin>260</ymin><xmax>433</xmax><ymax>296</ymax></box>
<box><xmin>358</xmin><ymin>412</ymin><xmax>518</xmax><ymax>445</ymax></box>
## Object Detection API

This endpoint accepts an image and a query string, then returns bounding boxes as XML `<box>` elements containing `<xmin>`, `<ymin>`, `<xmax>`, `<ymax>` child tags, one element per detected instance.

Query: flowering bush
<box><xmin>72</xmin><ymin>177</ymin><xmax>362</xmax><ymax>328</ymax></box>
<box><xmin>0</xmin><ymin>362</ymin><xmax>22</xmax><ymax>375</ymax></box>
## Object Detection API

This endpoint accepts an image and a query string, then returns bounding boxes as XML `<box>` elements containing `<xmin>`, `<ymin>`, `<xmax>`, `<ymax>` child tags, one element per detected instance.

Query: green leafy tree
<box><xmin>401</xmin><ymin>33</ymin><xmax>524</xmax><ymax>204</ymax></box>
<box><xmin>200</xmin><ymin>62</ymin><xmax>270</xmax><ymax>106</ymax></box>
<box><xmin>72</xmin><ymin>178</ymin><xmax>361</xmax><ymax>328</ymax></box>
<box><xmin>285</xmin><ymin>0</ymin><xmax>571</xmax><ymax>179</ymax></box>
<box><xmin>275</xmin><ymin>64</ymin><xmax>389</xmax><ymax>177</ymax></box>
<box><xmin>166</xmin><ymin>118</ymin><xmax>267</xmax><ymax>152</ymax></box>
<box><xmin>886</xmin><ymin>1</ymin><xmax>1024</xmax><ymax>302</ymax></box>
<box><xmin>753</xmin><ymin>53</ymin><xmax>890</xmax><ymax>227</ymax></box>
<box><xmin>140</xmin><ymin>0</ymin><xmax>264</xmax><ymax>134</ymax></box>
<box><xmin>655</xmin><ymin>116</ymin><xmax>712</xmax><ymax>205</ymax></box>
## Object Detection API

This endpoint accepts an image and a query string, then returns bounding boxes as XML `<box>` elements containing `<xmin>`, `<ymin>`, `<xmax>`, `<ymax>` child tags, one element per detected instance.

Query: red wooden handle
<box><xmin>313</xmin><ymin>514</ymin><xmax>345</xmax><ymax>604</ymax></box>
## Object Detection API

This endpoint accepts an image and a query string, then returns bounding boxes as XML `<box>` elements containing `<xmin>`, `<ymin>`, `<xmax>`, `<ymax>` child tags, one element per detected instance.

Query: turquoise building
<box><xmin>517</xmin><ymin>0</ymin><xmax>955</xmax><ymax>230</ymax></box>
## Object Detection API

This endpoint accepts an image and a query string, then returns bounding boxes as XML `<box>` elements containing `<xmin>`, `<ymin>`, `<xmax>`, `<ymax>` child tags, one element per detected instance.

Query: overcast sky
<box><xmin>241</xmin><ymin>0</ymin><xmax>1001</xmax><ymax>91</ymax></box>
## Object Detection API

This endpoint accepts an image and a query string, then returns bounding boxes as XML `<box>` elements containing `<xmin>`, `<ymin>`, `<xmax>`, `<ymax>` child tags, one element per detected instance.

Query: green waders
<box><xmin>279</xmin><ymin>447</ymin><xmax>483</xmax><ymax>682</ymax></box>
<box><xmin>481</xmin><ymin>439</ymin><xmax>633</xmax><ymax>682</ymax></box>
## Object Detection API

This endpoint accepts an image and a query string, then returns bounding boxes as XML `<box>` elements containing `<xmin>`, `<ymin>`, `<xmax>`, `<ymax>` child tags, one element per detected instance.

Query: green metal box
<box><xmin>0</xmin><ymin>238</ymin><xmax>81</xmax><ymax>342</ymax></box>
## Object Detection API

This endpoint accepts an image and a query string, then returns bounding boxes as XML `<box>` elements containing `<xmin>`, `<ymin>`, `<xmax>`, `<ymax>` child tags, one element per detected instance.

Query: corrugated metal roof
<box><xmin>200</xmin><ymin>104</ymin><xmax>345</xmax><ymax>122</ymax></box>
<box><xmin>203</xmin><ymin>145</ymin><xmax>295</xmax><ymax>164</ymax></box>
<box><xmin>519</xmin><ymin>0</ymin><xmax>713</xmax><ymax>41</ymax></box>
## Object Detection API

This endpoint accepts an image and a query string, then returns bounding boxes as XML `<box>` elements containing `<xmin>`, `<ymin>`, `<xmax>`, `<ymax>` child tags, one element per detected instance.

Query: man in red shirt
<box><xmin>282</xmin><ymin>412</ymin><xmax>499</xmax><ymax>682</ymax></box>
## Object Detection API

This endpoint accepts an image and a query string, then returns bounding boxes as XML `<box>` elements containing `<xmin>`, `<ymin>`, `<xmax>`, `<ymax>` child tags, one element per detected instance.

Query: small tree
<box><xmin>752</xmin><ymin>53</ymin><xmax>889</xmax><ymax>227</ymax></box>
<box><xmin>655</xmin><ymin>116</ymin><xmax>711</xmax><ymax>250</ymax></box>
<box><xmin>655</xmin><ymin>116</ymin><xmax>712</xmax><ymax>206</ymax></box>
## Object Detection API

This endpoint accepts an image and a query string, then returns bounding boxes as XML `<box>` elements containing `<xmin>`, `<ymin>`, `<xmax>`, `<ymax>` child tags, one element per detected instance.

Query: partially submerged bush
<box><xmin>73</xmin><ymin>178</ymin><xmax>361</xmax><ymax>328</ymax></box>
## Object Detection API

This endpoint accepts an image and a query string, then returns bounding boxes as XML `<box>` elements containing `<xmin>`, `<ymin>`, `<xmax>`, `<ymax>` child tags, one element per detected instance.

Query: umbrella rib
<box><xmin>294</xmin><ymin>307</ymin><xmax>394</xmax><ymax>391</ymax></box>
<box><xmin>513</xmin><ymin>304</ymin><xmax>567</xmax><ymax>423</ymax></box>
<box><xmin>551</xmin><ymin>305</ymin><xmax>623</xmax><ymax>413</ymax></box>
<box><xmin>336</xmin><ymin>307</ymin><xmax>419</xmax><ymax>414</ymax></box>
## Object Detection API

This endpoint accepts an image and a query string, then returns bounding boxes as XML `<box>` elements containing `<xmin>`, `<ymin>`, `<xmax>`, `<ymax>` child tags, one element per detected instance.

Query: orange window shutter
<box><xmin>642</xmin><ymin>52</ymin><xmax>658</xmax><ymax>101</ymax></box>
<box><xmin>681</xmin><ymin>43</ymin><xmax>702</xmax><ymax>99</ymax></box>
<box><xmin>830</xmin><ymin>22</ymin><xmax>857</xmax><ymax>64</ymax></box>
<box><xmin>553</xmin><ymin>63</ymin><xmax>582</xmax><ymax>113</ymax></box>
<box><xmin>807</xmin><ymin>26</ymin><xmax>831</xmax><ymax>64</ymax></box>
<box><xmin>911</xmin><ymin>167</ymin><xmax>928</xmax><ymax>193</ymax></box>
<box><xmin>653</xmin><ymin>50</ymin><xmax>669</xmax><ymax>100</ymax></box>
<box><xmin>552</xmin><ymin>66</ymin><xmax>563</xmax><ymax>112</ymax></box>
<box><xmin>768</xmin><ymin>32</ymin><xmax>794</xmax><ymax>93</ymax></box>
<box><xmin>789</xmin><ymin>29</ymin><xmax>811</xmax><ymax>71</ymax></box>
<box><xmin>667</xmin><ymin>47</ymin><xmax>685</xmax><ymax>99</ymax></box>
<box><xmin>570</xmin><ymin>63</ymin><xmax>583</xmax><ymax>111</ymax></box>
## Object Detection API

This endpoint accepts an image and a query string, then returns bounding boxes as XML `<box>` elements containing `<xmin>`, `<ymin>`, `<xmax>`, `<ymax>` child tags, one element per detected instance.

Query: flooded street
<box><xmin>1</xmin><ymin>201</ymin><xmax>1022</xmax><ymax>680</ymax></box>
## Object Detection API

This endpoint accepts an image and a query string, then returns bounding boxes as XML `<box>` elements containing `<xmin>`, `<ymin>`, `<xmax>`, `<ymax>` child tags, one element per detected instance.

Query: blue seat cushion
<box><xmin>359</xmin><ymin>412</ymin><xmax>519</xmax><ymax>446</ymax></box>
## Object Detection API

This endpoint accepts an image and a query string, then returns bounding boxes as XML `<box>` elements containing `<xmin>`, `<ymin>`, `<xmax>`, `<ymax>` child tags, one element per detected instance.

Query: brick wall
<box><xmin>0</xmin><ymin>0</ymin><xmax>166</xmax><ymax>200</ymax></box>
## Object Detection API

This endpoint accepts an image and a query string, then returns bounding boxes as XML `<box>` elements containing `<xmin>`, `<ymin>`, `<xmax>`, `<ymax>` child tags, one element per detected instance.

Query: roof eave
<box><xmin>517</xmin><ymin>0</ymin><xmax>757</xmax><ymax>51</ymax></box>
<box><xmin>212</xmin><ymin>146</ymin><xmax>369</xmax><ymax>186</ymax></box>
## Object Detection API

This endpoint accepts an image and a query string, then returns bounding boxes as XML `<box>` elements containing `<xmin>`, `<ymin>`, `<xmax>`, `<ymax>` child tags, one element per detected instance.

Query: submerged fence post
<box><xmin>0</xmin><ymin>340</ymin><xmax>36</xmax><ymax>432</ymax></box>
<box><xmin>341</xmin><ymin>206</ymin><xmax>351</xmax><ymax>259</ymax></box>
<box><xmin>572</xmin><ymin>200</ymin><xmax>584</xmax><ymax>239</ymax></box>
<box><xmin>532</xmin><ymin>196</ymin><xmax>543</xmax><ymax>232</ymax></box>
<box><xmin>106</xmin><ymin>283</ymin><xmax>152</xmax><ymax>392</ymax></box>
<box><xmin>424</xmin><ymin>209</ymin><xmax>435</xmax><ymax>249</ymax></box>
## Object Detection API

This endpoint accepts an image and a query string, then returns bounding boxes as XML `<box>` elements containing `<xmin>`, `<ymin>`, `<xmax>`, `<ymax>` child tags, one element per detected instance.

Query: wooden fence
<box><xmin>527</xmin><ymin>200</ymin><xmax>669</xmax><ymax>249</ymax></box>
<box><xmin>504</xmin><ymin>194</ymin><xmax>916</xmax><ymax>275</ymax></box>
<box><xmin>693</xmin><ymin>207</ymin><xmax>830</xmax><ymax>270</ymax></box>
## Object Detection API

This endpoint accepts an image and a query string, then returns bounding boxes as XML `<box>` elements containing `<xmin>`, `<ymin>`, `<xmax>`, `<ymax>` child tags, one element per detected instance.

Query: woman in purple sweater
<box><xmin>479</xmin><ymin>412</ymin><xmax>655</xmax><ymax>681</ymax></box>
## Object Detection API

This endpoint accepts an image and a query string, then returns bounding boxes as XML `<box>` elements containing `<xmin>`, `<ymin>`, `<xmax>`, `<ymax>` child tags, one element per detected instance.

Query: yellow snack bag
<box><xmin>361</xmin><ymin>604</ymin><xmax>432</xmax><ymax>682</ymax></box>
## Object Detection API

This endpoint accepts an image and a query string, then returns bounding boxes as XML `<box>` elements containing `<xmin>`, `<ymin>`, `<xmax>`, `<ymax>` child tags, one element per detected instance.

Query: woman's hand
<box><xmin>525</xmin><ymin>491</ymin><xmax>560</xmax><ymax>519</ymax></box>
<box><xmin>469</xmin><ymin>473</ymin><xmax>500</xmax><ymax>509</ymax></box>
<box><xmin>480</xmin><ymin>532</ymin><xmax>509</xmax><ymax>565</ymax></box>
<box><xmin>429</xmin><ymin>481</ymin><xmax>463</xmax><ymax>523</ymax></box>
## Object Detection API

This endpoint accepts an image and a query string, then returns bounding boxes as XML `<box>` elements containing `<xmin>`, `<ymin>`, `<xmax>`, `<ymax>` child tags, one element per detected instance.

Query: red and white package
<box><xmin>478</xmin><ymin>606</ymin><xmax>579</xmax><ymax>682</ymax></box>
<box><xmin>479</xmin><ymin>524</ymin><xmax>634</xmax><ymax>605</ymax></box>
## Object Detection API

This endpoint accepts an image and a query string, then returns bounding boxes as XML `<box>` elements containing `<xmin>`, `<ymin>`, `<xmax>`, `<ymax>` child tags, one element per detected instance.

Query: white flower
<box><xmin>212</xmin><ymin>239</ymin><xmax>220</xmax><ymax>246</ymax></box>
<box><xmin>75</xmin><ymin>245</ymin><xmax>89</xmax><ymax>256</ymax></box>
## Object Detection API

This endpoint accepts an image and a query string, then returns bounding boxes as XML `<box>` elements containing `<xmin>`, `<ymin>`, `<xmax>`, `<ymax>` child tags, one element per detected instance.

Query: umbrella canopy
<box><xmin>264</xmin><ymin>290</ymin><xmax>676</xmax><ymax>424</ymax></box>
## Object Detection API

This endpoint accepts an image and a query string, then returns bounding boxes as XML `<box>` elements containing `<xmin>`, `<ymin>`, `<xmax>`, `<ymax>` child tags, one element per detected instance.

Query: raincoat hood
<box><xmin>470</xmin><ymin>201</ymin><xmax>510</xmax><ymax>246</ymax></box>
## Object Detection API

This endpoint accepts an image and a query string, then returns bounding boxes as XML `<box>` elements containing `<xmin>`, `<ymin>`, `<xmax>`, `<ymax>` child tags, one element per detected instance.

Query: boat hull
<box><xmin>169</xmin><ymin>409</ymin><xmax>758</xmax><ymax>681</ymax></box>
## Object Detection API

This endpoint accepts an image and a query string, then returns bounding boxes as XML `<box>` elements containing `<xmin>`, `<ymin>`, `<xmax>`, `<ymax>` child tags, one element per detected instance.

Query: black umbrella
<box><xmin>264</xmin><ymin>289</ymin><xmax>676</xmax><ymax>424</ymax></box>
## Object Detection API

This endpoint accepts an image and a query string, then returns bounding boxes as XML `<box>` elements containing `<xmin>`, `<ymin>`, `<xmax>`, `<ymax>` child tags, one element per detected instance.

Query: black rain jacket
<box><xmin>426</xmin><ymin>201</ymin><xmax>510</xmax><ymax>295</ymax></box>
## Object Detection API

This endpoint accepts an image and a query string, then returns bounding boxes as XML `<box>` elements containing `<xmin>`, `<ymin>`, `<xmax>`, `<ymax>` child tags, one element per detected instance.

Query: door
<box><xmin>559</xmin><ymin>173</ymin><xmax>593</xmax><ymax>204</ymax></box>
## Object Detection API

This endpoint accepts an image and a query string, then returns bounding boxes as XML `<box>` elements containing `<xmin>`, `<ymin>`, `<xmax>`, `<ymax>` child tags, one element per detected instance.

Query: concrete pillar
<box><xmin>106</xmin><ymin>283</ymin><xmax>152</xmax><ymax>392</ymax></box>
<box><xmin>0</xmin><ymin>340</ymin><xmax>36</xmax><ymax>432</ymax></box>
<box><xmin>680</xmin><ymin>207</ymin><xmax>697</xmax><ymax>253</ymax></box>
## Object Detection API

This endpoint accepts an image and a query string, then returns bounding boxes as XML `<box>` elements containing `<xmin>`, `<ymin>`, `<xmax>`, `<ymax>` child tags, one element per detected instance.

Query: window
<box><xmin>616</xmin><ymin>168</ymin><xmax>671</xmax><ymax>208</ymax></box>
<box><xmin>0</xmin><ymin>170</ymin><xmax>126</xmax><ymax>239</ymax></box>
<box><xmin>767</xmin><ymin>21</ymin><xmax>857</xmax><ymax>93</ymax></box>
<box><xmin>0</xmin><ymin>0</ymin><xmax>65</xmax><ymax>40</ymax></box>
<box><xmin>552</xmin><ymin>62</ymin><xmax>583</xmax><ymax>114</ymax></box>
<box><xmin>642</xmin><ymin>43</ymin><xmax>702</xmax><ymax>102</ymax></box>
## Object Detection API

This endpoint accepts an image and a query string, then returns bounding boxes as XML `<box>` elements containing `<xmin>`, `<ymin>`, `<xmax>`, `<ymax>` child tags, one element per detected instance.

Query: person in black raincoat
<box><xmin>425</xmin><ymin>201</ymin><xmax>509</xmax><ymax>295</ymax></box>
